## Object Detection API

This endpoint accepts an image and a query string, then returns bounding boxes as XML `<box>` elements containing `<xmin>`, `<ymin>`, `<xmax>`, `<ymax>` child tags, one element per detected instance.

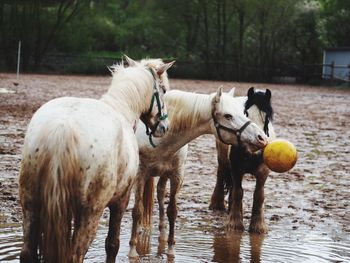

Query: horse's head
<box><xmin>244</xmin><ymin>87</ymin><xmax>274</xmax><ymax>137</ymax></box>
<box><xmin>211</xmin><ymin>86</ymin><xmax>268</xmax><ymax>151</ymax></box>
<box><xmin>125</xmin><ymin>55</ymin><xmax>174</xmax><ymax>138</ymax></box>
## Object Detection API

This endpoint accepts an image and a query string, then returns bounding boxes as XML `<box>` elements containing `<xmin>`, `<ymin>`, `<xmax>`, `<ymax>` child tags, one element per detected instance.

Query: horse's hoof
<box><xmin>20</xmin><ymin>248</ymin><xmax>38</xmax><ymax>263</ymax></box>
<box><xmin>227</xmin><ymin>222</ymin><xmax>245</xmax><ymax>231</ymax></box>
<box><xmin>128</xmin><ymin>247</ymin><xmax>139</xmax><ymax>258</ymax></box>
<box><xmin>167</xmin><ymin>245</ymin><xmax>175</xmax><ymax>257</ymax></box>
<box><xmin>249</xmin><ymin>224</ymin><xmax>268</xmax><ymax>234</ymax></box>
<box><xmin>158</xmin><ymin>230</ymin><xmax>167</xmax><ymax>242</ymax></box>
<box><xmin>209</xmin><ymin>203</ymin><xmax>226</xmax><ymax>211</ymax></box>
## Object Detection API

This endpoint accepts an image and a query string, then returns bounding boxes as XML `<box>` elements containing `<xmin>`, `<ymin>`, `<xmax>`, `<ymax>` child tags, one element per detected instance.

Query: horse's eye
<box><xmin>161</xmin><ymin>85</ymin><xmax>166</xmax><ymax>94</ymax></box>
<box><xmin>224</xmin><ymin>113</ymin><xmax>233</xmax><ymax>120</ymax></box>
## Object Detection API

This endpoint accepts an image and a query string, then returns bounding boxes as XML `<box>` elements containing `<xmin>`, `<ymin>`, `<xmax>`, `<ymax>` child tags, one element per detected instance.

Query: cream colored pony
<box><xmin>128</xmin><ymin>87</ymin><xmax>268</xmax><ymax>257</ymax></box>
<box><xmin>19</xmin><ymin>56</ymin><xmax>174</xmax><ymax>263</ymax></box>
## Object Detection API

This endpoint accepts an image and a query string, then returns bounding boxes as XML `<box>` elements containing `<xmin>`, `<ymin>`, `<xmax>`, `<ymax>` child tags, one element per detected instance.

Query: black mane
<box><xmin>244</xmin><ymin>87</ymin><xmax>273</xmax><ymax>136</ymax></box>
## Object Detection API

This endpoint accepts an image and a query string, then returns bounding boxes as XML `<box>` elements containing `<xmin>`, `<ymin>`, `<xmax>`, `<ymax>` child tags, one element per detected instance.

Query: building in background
<box><xmin>322</xmin><ymin>47</ymin><xmax>350</xmax><ymax>82</ymax></box>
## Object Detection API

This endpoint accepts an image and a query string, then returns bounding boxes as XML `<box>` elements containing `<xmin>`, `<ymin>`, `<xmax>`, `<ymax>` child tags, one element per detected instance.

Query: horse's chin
<box><xmin>152</xmin><ymin>130</ymin><xmax>166</xmax><ymax>138</ymax></box>
<box><xmin>245</xmin><ymin>143</ymin><xmax>263</xmax><ymax>153</ymax></box>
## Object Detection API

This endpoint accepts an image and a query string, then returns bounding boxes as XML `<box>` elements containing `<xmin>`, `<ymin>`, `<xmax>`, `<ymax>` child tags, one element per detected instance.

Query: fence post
<box><xmin>16</xmin><ymin>41</ymin><xmax>21</xmax><ymax>80</ymax></box>
<box><xmin>330</xmin><ymin>61</ymin><xmax>334</xmax><ymax>80</ymax></box>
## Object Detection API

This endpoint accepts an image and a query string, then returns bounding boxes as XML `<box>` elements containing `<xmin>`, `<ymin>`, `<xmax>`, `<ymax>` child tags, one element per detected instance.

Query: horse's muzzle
<box><xmin>257</xmin><ymin>134</ymin><xmax>268</xmax><ymax>148</ymax></box>
<box><xmin>152</xmin><ymin>119</ymin><xmax>169</xmax><ymax>137</ymax></box>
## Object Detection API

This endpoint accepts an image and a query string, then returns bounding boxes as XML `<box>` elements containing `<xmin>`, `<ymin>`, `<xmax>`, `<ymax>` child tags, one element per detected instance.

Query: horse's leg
<box><xmin>210</xmin><ymin>159</ymin><xmax>230</xmax><ymax>210</ymax></box>
<box><xmin>249</xmin><ymin>164</ymin><xmax>270</xmax><ymax>234</ymax></box>
<box><xmin>157</xmin><ymin>176</ymin><xmax>168</xmax><ymax>242</ymax></box>
<box><xmin>166</xmin><ymin>174</ymin><xmax>182</xmax><ymax>255</ymax></box>
<box><xmin>71</xmin><ymin>207</ymin><xmax>104</xmax><ymax>263</ymax></box>
<box><xmin>20</xmin><ymin>205</ymin><xmax>39</xmax><ymax>262</ymax></box>
<box><xmin>106</xmin><ymin>185</ymin><xmax>133</xmax><ymax>263</ymax></box>
<box><xmin>210</xmin><ymin>141</ymin><xmax>230</xmax><ymax>211</ymax></box>
<box><xmin>19</xmin><ymin>168</ymin><xmax>39</xmax><ymax>263</ymax></box>
<box><xmin>129</xmin><ymin>176</ymin><xmax>146</xmax><ymax>258</ymax></box>
<box><xmin>227</xmin><ymin>170</ymin><xmax>244</xmax><ymax>231</ymax></box>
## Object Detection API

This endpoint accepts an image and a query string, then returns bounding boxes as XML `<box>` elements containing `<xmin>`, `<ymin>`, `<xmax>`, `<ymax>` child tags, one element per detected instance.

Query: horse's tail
<box><xmin>216</xmin><ymin>140</ymin><xmax>233</xmax><ymax>193</ymax></box>
<box><xmin>36</xmin><ymin>123</ymin><xmax>81</xmax><ymax>262</ymax></box>
<box><xmin>141</xmin><ymin>176</ymin><xmax>154</xmax><ymax>228</ymax></box>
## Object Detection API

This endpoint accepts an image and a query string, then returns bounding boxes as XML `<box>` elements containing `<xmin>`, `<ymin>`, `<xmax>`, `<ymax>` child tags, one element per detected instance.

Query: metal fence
<box><xmin>322</xmin><ymin>62</ymin><xmax>350</xmax><ymax>82</ymax></box>
<box><xmin>2</xmin><ymin>53</ymin><xmax>350</xmax><ymax>84</ymax></box>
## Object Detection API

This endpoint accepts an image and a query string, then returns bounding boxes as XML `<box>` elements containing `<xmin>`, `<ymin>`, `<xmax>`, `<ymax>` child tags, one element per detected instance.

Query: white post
<box><xmin>16</xmin><ymin>41</ymin><xmax>21</xmax><ymax>79</ymax></box>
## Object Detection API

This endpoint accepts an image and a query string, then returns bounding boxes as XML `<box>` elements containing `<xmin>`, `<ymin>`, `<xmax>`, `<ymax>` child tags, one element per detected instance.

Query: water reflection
<box><xmin>249</xmin><ymin>233</ymin><xmax>265</xmax><ymax>263</ymax></box>
<box><xmin>213</xmin><ymin>231</ymin><xmax>265</xmax><ymax>263</ymax></box>
<box><xmin>1</xmin><ymin>221</ymin><xmax>350</xmax><ymax>262</ymax></box>
<box><xmin>136</xmin><ymin>231</ymin><xmax>175</xmax><ymax>263</ymax></box>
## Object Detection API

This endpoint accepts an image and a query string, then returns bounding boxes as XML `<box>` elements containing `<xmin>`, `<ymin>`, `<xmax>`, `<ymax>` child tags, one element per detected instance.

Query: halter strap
<box><xmin>144</xmin><ymin>68</ymin><xmax>168</xmax><ymax>148</ymax></box>
<box><xmin>214</xmin><ymin>119</ymin><xmax>252</xmax><ymax>145</ymax></box>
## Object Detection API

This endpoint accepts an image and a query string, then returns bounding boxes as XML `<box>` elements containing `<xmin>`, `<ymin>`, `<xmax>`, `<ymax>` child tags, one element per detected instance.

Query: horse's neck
<box><xmin>100</xmin><ymin>71</ymin><xmax>151</xmax><ymax>125</ymax></box>
<box><xmin>149</xmin><ymin>91</ymin><xmax>213</xmax><ymax>157</ymax></box>
<box><xmin>100</xmin><ymin>93</ymin><xmax>137</xmax><ymax>124</ymax></box>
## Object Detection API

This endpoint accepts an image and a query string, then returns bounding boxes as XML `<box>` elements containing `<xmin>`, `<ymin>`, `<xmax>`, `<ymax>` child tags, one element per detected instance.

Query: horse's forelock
<box><xmin>244</xmin><ymin>90</ymin><xmax>273</xmax><ymax>121</ymax></box>
<box><xmin>139</xmin><ymin>58</ymin><xmax>171</xmax><ymax>92</ymax></box>
<box><xmin>140</xmin><ymin>58</ymin><xmax>164</xmax><ymax>70</ymax></box>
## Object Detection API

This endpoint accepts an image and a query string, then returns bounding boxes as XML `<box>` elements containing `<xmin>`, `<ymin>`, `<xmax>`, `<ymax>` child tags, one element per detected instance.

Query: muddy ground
<box><xmin>0</xmin><ymin>73</ymin><xmax>349</xmax><ymax>256</ymax></box>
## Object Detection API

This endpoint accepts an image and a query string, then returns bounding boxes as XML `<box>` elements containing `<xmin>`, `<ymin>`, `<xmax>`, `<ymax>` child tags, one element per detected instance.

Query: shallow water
<box><xmin>1</xmin><ymin>76</ymin><xmax>350</xmax><ymax>262</ymax></box>
<box><xmin>1</xmin><ymin>214</ymin><xmax>349</xmax><ymax>263</ymax></box>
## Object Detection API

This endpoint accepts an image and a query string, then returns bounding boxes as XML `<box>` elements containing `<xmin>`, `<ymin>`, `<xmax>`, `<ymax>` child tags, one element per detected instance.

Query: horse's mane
<box><xmin>102</xmin><ymin>61</ymin><xmax>155</xmax><ymax>116</ymax></box>
<box><xmin>165</xmin><ymin>90</ymin><xmax>212</xmax><ymax>134</ymax></box>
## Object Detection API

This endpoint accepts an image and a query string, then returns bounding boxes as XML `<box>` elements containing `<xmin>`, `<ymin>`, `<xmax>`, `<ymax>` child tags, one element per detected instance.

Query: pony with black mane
<box><xmin>210</xmin><ymin>87</ymin><xmax>276</xmax><ymax>233</ymax></box>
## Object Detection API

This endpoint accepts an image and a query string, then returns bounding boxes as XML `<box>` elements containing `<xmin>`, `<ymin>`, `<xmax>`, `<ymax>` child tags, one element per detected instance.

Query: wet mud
<box><xmin>0</xmin><ymin>73</ymin><xmax>349</xmax><ymax>262</ymax></box>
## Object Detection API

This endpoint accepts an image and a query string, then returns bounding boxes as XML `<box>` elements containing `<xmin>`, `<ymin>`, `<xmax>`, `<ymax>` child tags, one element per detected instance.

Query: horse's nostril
<box><xmin>161</xmin><ymin>126</ymin><xmax>166</xmax><ymax>133</ymax></box>
<box><xmin>258</xmin><ymin>135</ymin><xmax>264</xmax><ymax>141</ymax></box>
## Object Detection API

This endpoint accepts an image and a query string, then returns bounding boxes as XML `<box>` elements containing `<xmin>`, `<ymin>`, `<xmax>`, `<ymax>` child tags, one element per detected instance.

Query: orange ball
<box><xmin>263</xmin><ymin>139</ymin><xmax>297</xmax><ymax>173</ymax></box>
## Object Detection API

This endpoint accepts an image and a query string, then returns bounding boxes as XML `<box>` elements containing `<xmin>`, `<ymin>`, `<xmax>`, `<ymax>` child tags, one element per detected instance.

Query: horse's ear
<box><xmin>212</xmin><ymin>86</ymin><xmax>223</xmax><ymax>115</ymax></box>
<box><xmin>157</xmin><ymin>61</ymin><xmax>175</xmax><ymax>75</ymax></box>
<box><xmin>247</xmin><ymin>87</ymin><xmax>255</xmax><ymax>98</ymax></box>
<box><xmin>265</xmin><ymin>89</ymin><xmax>272</xmax><ymax>100</ymax></box>
<box><xmin>228</xmin><ymin>87</ymin><xmax>235</xmax><ymax>97</ymax></box>
<box><xmin>124</xmin><ymin>55</ymin><xmax>137</xmax><ymax>67</ymax></box>
<box><xmin>214</xmin><ymin>86</ymin><xmax>223</xmax><ymax>102</ymax></box>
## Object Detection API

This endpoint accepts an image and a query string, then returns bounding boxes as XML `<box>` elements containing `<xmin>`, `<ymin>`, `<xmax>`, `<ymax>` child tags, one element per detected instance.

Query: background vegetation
<box><xmin>1</xmin><ymin>0</ymin><xmax>349</xmax><ymax>82</ymax></box>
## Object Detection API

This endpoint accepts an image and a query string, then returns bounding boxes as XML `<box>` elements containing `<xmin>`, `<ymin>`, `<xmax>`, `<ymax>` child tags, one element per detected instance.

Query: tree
<box><xmin>0</xmin><ymin>0</ymin><xmax>90</xmax><ymax>70</ymax></box>
<box><xmin>319</xmin><ymin>0</ymin><xmax>350</xmax><ymax>46</ymax></box>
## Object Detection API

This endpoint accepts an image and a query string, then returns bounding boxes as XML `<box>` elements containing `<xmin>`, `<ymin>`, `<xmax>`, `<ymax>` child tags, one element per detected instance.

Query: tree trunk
<box><xmin>237</xmin><ymin>7</ymin><xmax>245</xmax><ymax>81</ymax></box>
<box><xmin>202</xmin><ymin>0</ymin><xmax>210</xmax><ymax>77</ymax></box>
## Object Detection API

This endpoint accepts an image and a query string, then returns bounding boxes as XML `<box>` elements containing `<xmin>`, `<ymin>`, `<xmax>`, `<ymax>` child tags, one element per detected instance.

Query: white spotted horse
<box><xmin>19</xmin><ymin>56</ymin><xmax>174</xmax><ymax>263</ymax></box>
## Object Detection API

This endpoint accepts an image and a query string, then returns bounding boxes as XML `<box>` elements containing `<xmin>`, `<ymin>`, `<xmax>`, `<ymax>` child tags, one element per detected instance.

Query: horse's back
<box><xmin>21</xmin><ymin>96</ymin><xmax>139</xmax><ymax>200</ymax></box>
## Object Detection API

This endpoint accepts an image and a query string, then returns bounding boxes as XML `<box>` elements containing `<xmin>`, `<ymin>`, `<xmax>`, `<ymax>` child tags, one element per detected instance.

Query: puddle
<box><xmin>1</xmin><ymin>215</ymin><xmax>349</xmax><ymax>262</ymax></box>
<box><xmin>1</xmin><ymin>75</ymin><xmax>350</xmax><ymax>262</ymax></box>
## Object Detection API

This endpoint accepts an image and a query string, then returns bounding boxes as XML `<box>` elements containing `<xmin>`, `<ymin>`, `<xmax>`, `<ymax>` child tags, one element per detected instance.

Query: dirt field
<box><xmin>0</xmin><ymin>73</ymin><xmax>349</xmax><ymax>261</ymax></box>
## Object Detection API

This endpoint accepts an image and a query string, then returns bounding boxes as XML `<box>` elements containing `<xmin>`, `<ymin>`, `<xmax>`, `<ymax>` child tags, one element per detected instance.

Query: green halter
<box><xmin>144</xmin><ymin>68</ymin><xmax>168</xmax><ymax>147</ymax></box>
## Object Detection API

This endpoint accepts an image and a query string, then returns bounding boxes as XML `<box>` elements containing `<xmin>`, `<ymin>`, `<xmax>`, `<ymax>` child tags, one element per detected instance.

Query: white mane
<box><xmin>100</xmin><ymin>62</ymin><xmax>154</xmax><ymax>121</ymax></box>
<box><xmin>165</xmin><ymin>90</ymin><xmax>213</xmax><ymax>133</ymax></box>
